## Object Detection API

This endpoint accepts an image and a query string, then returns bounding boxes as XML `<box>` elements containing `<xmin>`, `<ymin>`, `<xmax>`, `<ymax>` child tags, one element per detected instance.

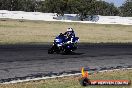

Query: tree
<box><xmin>0</xmin><ymin>0</ymin><xmax>121</xmax><ymax>17</ymax></box>
<box><xmin>67</xmin><ymin>0</ymin><xmax>96</xmax><ymax>20</ymax></box>
<box><xmin>19</xmin><ymin>0</ymin><xmax>36</xmax><ymax>12</ymax></box>
<box><xmin>91</xmin><ymin>1</ymin><xmax>119</xmax><ymax>16</ymax></box>
<box><xmin>0</xmin><ymin>0</ymin><xmax>40</xmax><ymax>12</ymax></box>
<box><xmin>44</xmin><ymin>0</ymin><xmax>67</xmax><ymax>15</ymax></box>
<box><xmin>120</xmin><ymin>0</ymin><xmax>132</xmax><ymax>17</ymax></box>
<box><xmin>44</xmin><ymin>0</ymin><xmax>97</xmax><ymax>20</ymax></box>
<box><xmin>0</xmin><ymin>0</ymin><xmax>11</xmax><ymax>10</ymax></box>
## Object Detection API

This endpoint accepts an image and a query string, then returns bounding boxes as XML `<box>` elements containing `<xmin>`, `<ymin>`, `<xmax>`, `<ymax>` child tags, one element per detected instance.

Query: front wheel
<box><xmin>48</xmin><ymin>44</ymin><xmax>60</xmax><ymax>54</ymax></box>
<box><xmin>48</xmin><ymin>45</ymin><xmax>56</xmax><ymax>54</ymax></box>
<box><xmin>48</xmin><ymin>48</ymin><xmax>54</xmax><ymax>54</ymax></box>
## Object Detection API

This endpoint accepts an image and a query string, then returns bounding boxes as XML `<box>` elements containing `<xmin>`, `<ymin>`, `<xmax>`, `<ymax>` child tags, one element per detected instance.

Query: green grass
<box><xmin>0</xmin><ymin>69</ymin><xmax>131</xmax><ymax>88</ymax></box>
<box><xmin>0</xmin><ymin>19</ymin><xmax>132</xmax><ymax>44</ymax></box>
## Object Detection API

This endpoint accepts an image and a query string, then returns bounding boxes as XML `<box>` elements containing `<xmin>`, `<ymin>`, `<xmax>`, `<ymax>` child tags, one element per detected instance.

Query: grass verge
<box><xmin>0</xmin><ymin>69</ymin><xmax>132</xmax><ymax>88</ymax></box>
<box><xmin>0</xmin><ymin>19</ymin><xmax>132</xmax><ymax>44</ymax></box>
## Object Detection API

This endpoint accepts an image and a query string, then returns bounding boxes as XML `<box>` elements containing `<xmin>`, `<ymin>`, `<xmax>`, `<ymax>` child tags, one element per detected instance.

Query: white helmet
<box><xmin>67</xmin><ymin>28</ymin><xmax>73</xmax><ymax>32</ymax></box>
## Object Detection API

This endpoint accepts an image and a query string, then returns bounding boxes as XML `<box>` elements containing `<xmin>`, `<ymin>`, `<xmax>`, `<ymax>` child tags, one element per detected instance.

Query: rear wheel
<box><xmin>62</xmin><ymin>48</ymin><xmax>72</xmax><ymax>55</ymax></box>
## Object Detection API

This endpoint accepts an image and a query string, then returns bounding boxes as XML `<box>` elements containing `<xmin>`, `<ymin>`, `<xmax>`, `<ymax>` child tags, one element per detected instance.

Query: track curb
<box><xmin>1</xmin><ymin>68</ymin><xmax>132</xmax><ymax>84</ymax></box>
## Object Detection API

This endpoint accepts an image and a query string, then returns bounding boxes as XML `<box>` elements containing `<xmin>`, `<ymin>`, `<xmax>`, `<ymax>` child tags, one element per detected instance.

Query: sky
<box><xmin>102</xmin><ymin>0</ymin><xmax>125</xmax><ymax>7</ymax></box>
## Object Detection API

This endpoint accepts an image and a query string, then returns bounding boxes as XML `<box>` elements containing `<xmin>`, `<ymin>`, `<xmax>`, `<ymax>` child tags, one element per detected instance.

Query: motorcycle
<box><xmin>48</xmin><ymin>33</ymin><xmax>79</xmax><ymax>54</ymax></box>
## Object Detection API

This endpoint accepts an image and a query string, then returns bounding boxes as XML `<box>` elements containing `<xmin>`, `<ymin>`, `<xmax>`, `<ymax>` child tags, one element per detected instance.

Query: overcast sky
<box><xmin>102</xmin><ymin>0</ymin><xmax>125</xmax><ymax>7</ymax></box>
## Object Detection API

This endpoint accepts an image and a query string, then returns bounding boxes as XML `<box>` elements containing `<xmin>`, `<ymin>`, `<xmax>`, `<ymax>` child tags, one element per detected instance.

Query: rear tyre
<box><xmin>62</xmin><ymin>48</ymin><xmax>72</xmax><ymax>55</ymax></box>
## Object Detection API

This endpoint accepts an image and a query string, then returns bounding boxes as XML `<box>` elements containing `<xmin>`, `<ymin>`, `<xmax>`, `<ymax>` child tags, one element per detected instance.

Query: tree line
<box><xmin>0</xmin><ymin>0</ymin><xmax>132</xmax><ymax>17</ymax></box>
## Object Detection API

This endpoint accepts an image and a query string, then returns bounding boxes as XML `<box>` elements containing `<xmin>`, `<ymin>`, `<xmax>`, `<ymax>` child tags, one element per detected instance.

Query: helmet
<box><xmin>67</xmin><ymin>28</ymin><xmax>73</xmax><ymax>32</ymax></box>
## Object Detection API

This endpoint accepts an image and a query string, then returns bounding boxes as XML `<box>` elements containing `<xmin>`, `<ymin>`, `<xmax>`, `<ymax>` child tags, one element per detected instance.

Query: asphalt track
<box><xmin>0</xmin><ymin>43</ymin><xmax>132</xmax><ymax>82</ymax></box>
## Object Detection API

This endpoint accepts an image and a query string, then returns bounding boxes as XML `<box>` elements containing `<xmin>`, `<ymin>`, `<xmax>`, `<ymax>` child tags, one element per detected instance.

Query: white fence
<box><xmin>0</xmin><ymin>10</ymin><xmax>132</xmax><ymax>25</ymax></box>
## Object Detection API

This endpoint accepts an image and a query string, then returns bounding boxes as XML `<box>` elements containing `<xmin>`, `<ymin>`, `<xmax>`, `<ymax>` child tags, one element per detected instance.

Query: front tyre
<box><xmin>48</xmin><ymin>48</ymin><xmax>54</xmax><ymax>54</ymax></box>
<box><xmin>48</xmin><ymin>45</ymin><xmax>56</xmax><ymax>54</ymax></box>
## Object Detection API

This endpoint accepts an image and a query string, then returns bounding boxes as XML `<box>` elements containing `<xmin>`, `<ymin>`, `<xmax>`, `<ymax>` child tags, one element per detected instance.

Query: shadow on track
<box><xmin>61</xmin><ymin>52</ymin><xmax>85</xmax><ymax>55</ymax></box>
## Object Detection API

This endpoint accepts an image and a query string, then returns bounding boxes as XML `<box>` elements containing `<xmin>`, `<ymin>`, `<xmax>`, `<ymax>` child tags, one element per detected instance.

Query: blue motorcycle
<box><xmin>48</xmin><ymin>33</ymin><xmax>79</xmax><ymax>54</ymax></box>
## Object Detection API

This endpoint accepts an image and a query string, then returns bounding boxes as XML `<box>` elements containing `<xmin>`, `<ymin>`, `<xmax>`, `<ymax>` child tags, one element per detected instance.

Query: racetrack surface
<box><xmin>0</xmin><ymin>43</ymin><xmax>132</xmax><ymax>82</ymax></box>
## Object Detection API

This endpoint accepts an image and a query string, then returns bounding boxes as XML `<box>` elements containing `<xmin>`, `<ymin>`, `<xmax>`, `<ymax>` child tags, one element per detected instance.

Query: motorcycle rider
<box><xmin>56</xmin><ymin>28</ymin><xmax>75</xmax><ymax>47</ymax></box>
<box><xmin>63</xmin><ymin>28</ymin><xmax>75</xmax><ymax>43</ymax></box>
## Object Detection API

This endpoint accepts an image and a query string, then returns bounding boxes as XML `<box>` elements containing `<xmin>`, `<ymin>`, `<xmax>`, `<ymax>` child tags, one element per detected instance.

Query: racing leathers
<box><xmin>63</xmin><ymin>31</ymin><xmax>75</xmax><ymax>43</ymax></box>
